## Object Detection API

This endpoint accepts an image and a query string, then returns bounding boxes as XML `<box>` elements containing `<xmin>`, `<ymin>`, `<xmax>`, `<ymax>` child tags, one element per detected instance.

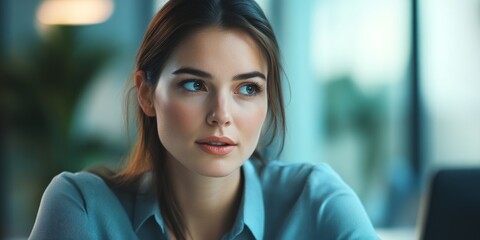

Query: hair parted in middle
<box><xmin>118</xmin><ymin>0</ymin><xmax>286</xmax><ymax>239</ymax></box>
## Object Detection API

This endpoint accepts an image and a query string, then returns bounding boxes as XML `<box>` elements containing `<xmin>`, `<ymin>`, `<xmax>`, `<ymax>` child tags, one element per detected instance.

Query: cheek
<box><xmin>236</xmin><ymin>101</ymin><xmax>268</xmax><ymax>142</ymax></box>
<box><xmin>155</xmin><ymin>96</ymin><xmax>204</xmax><ymax>140</ymax></box>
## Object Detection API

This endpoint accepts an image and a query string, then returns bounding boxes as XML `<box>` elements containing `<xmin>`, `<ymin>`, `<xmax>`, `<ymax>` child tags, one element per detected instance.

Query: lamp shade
<box><xmin>37</xmin><ymin>0</ymin><xmax>114</xmax><ymax>25</ymax></box>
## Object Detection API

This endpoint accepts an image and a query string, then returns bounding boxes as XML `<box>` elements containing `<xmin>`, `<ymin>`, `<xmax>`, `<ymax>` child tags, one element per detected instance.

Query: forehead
<box><xmin>165</xmin><ymin>27</ymin><xmax>267</xmax><ymax>74</ymax></box>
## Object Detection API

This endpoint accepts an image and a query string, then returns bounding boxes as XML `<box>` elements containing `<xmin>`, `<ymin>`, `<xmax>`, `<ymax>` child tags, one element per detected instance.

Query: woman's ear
<box><xmin>135</xmin><ymin>71</ymin><xmax>156</xmax><ymax>117</ymax></box>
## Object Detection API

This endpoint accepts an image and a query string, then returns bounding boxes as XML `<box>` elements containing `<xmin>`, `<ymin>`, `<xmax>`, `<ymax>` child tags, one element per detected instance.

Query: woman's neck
<box><xmin>166</xmin><ymin>158</ymin><xmax>243</xmax><ymax>240</ymax></box>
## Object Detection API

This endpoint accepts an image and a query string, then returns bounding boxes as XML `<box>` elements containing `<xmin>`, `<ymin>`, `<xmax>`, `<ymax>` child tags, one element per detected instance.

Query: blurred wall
<box><xmin>420</xmin><ymin>0</ymin><xmax>480</xmax><ymax>170</ymax></box>
<box><xmin>1</xmin><ymin>0</ymin><xmax>154</xmax><ymax>237</ymax></box>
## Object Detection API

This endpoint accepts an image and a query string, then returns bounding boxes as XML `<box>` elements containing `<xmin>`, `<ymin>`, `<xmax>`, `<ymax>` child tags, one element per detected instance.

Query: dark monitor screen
<box><xmin>421</xmin><ymin>168</ymin><xmax>480</xmax><ymax>240</ymax></box>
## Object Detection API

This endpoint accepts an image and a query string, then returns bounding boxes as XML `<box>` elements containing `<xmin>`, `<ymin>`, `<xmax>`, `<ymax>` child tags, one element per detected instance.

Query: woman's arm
<box><xmin>310</xmin><ymin>165</ymin><xmax>379</xmax><ymax>239</ymax></box>
<box><xmin>29</xmin><ymin>173</ymin><xmax>94</xmax><ymax>240</ymax></box>
<box><xmin>315</xmin><ymin>189</ymin><xmax>379</xmax><ymax>239</ymax></box>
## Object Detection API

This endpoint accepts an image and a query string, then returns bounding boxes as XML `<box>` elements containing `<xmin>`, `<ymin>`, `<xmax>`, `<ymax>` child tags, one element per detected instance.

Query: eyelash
<box><xmin>237</xmin><ymin>82</ymin><xmax>263</xmax><ymax>96</ymax></box>
<box><xmin>179</xmin><ymin>79</ymin><xmax>206</xmax><ymax>92</ymax></box>
<box><xmin>178</xmin><ymin>80</ymin><xmax>264</xmax><ymax>97</ymax></box>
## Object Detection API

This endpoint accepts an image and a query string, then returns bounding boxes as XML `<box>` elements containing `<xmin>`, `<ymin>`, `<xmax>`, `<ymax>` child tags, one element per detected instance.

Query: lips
<box><xmin>195</xmin><ymin>136</ymin><xmax>237</xmax><ymax>155</ymax></box>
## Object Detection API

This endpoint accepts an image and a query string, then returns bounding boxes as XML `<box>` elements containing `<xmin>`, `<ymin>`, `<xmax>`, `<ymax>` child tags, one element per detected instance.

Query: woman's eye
<box><xmin>181</xmin><ymin>80</ymin><xmax>206</xmax><ymax>92</ymax></box>
<box><xmin>238</xmin><ymin>83</ymin><xmax>261</xmax><ymax>96</ymax></box>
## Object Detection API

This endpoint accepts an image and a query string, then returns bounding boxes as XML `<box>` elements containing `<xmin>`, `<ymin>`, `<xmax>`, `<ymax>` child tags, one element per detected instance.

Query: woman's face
<box><xmin>151</xmin><ymin>27</ymin><xmax>268</xmax><ymax>177</ymax></box>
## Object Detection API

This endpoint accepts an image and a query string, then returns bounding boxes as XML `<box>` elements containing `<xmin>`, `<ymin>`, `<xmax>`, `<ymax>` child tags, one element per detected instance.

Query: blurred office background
<box><xmin>1</xmin><ymin>0</ymin><xmax>479</xmax><ymax>238</ymax></box>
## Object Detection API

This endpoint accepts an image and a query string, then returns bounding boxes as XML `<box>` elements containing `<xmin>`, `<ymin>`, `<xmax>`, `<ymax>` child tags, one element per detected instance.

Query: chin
<box><xmin>193</xmin><ymin>158</ymin><xmax>243</xmax><ymax>178</ymax></box>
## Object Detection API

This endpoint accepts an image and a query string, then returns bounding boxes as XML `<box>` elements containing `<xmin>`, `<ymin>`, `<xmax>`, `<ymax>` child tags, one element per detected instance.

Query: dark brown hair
<box><xmin>118</xmin><ymin>0</ymin><xmax>285</xmax><ymax>238</ymax></box>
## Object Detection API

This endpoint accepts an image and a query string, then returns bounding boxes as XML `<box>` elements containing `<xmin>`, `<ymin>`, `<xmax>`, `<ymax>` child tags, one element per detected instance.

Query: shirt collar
<box><xmin>133</xmin><ymin>172</ymin><xmax>167</xmax><ymax>234</ymax></box>
<box><xmin>132</xmin><ymin>160</ymin><xmax>265</xmax><ymax>239</ymax></box>
<box><xmin>240</xmin><ymin>160</ymin><xmax>265</xmax><ymax>239</ymax></box>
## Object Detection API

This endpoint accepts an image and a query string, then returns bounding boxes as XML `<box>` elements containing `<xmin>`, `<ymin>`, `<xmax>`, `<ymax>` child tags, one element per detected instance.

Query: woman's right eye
<box><xmin>180</xmin><ymin>80</ymin><xmax>206</xmax><ymax>92</ymax></box>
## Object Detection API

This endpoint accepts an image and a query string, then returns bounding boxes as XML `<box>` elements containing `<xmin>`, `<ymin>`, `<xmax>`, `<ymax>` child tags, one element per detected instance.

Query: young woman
<box><xmin>30</xmin><ymin>0</ymin><xmax>378</xmax><ymax>239</ymax></box>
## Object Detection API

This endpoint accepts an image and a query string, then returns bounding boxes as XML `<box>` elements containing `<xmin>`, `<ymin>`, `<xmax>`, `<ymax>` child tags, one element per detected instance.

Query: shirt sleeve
<box><xmin>316</xmin><ymin>189</ymin><xmax>379</xmax><ymax>239</ymax></box>
<box><xmin>29</xmin><ymin>172</ymin><xmax>95</xmax><ymax>240</ymax></box>
<box><xmin>311</xmin><ymin>165</ymin><xmax>379</xmax><ymax>240</ymax></box>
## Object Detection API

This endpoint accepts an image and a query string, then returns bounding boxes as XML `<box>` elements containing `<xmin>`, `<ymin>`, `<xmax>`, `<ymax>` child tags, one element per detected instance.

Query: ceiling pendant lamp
<box><xmin>37</xmin><ymin>0</ymin><xmax>114</xmax><ymax>25</ymax></box>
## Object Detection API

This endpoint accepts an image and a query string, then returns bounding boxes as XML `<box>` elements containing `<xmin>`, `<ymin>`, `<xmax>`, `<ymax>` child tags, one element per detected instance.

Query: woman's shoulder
<box><xmin>250</xmin><ymin>161</ymin><xmax>378</xmax><ymax>239</ymax></box>
<box><xmin>30</xmin><ymin>171</ymin><xmax>137</xmax><ymax>239</ymax></box>
<box><xmin>39</xmin><ymin>171</ymin><xmax>127</xmax><ymax>216</ymax></box>
<box><xmin>51</xmin><ymin>170</ymin><xmax>107</xmax><ymax>187</ymax></box>
<box><xmin>252</xmin><ymin>160</ymin><xmax>361</xmax><ymax>219</ymax></box>
<box><xmin>254</xmin><ymin>160</ymin><xmax>349</xmax><ymax>194</ymax></box>
<box><xmin>46</xmin><ymin>171</ymin><xmax>114</xmax><ymax>199</ymax></box>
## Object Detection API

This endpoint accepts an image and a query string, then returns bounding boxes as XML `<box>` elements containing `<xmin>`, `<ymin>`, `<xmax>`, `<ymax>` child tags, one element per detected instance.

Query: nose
<box><xmin>206</xmin><ymin>92</ymin><xmax>232</xmax><ymax>127</ymax></box>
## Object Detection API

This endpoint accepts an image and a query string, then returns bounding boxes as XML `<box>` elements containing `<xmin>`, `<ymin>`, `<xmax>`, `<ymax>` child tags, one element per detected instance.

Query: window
<box><xmin>269</xmin><ymin>0</ymin><xmax>415</xmax><ymax>227</ymax></box>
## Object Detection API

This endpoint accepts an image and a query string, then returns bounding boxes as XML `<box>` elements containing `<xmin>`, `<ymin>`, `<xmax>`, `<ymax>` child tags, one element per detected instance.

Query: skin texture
<box><xmin>136</xmin><ymin>27</ymin><xmax>268</xmax><ymax>239</ymax></box>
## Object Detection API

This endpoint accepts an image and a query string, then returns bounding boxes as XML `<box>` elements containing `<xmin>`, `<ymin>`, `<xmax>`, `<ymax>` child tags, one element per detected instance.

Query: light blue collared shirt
<box><xmin>30</xmin><ymin>160</ymin><xmax>379</xmax><ymax>239</ymax></box>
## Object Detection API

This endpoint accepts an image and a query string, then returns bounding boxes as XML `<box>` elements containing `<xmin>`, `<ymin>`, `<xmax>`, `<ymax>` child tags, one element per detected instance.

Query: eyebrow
<box><xmin>172</xmin><ymin>67</ymin><xmax>266</xmax><ymax>81</ymax></box>
<box><xmin>172</xmin><ymin>67</ymin><xmax>212</xmax><ymax>78</ymax></box>
<box><xmin>233</xmin><ymin>71</ymin><xmax>266</xmax><ymax>81</ymax></box>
